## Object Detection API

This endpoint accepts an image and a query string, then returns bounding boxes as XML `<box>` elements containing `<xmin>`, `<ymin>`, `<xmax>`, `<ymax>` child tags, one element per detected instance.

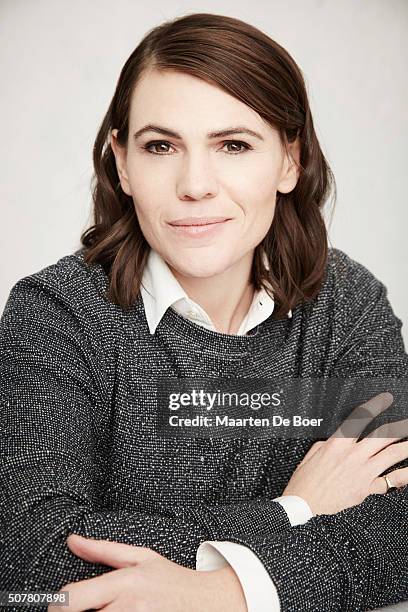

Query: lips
<box><xmin>168</xmin><ymin>217</ymin><xmax>231</xmax><ymax>238</ymax></box>
<box><xmin>168</xmin><ymin>217</ymin><xmax>230</xmax><ymax>227</ymax></box>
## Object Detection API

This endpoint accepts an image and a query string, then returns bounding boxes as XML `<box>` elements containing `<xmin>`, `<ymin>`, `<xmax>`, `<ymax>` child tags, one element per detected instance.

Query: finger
<box><xmin>364</xmin><ymin>418</ymin><xmax>408</xmax><ymax>440</ymax></box>
<box><xmin>66</xmin><ymin>534</ymin><xmax>157</xmax><ymax>569</ymax></box>
<box><xmin>370</xmin><ymin>475</ymin><xmax>390</xmax><ymax>495</ymax></box>
<box><xmin>357</xmin><ymin>424</ymin><xmax>408</xmax><ymax>464</ymax></box>
<box><xmin>386</xmin><ymin>467</ymin><xmax>408</xmax><ymax>488</ymax></box>
<box><xmin>331</xmin><ymin>392</ymin><xmax>394</xmax><ymax>442</ymax></box>
<box><xmin>52</xmin><ymin>572</ymin><xmax>118</xmax><ymax>612</ymax></box>
<box><xmin>358</xmin><ymin>435</ymin><xmax>403</xmax><ymax>457</ymax></box>
<box><xmin>370</xmin><ymin>467</ymin><xmax>408</xmax><ymax>494</ymax></box>
<box><xmin>370</xmin><ymin>440</ymin><xmax>408</xmax><ymax>476</ymax></box>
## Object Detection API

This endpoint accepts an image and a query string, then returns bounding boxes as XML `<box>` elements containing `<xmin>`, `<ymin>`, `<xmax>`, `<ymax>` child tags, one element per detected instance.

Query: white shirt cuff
<box><xmin>196</xmin><ymin>540</ymin><xmax>280</xmax><ymax>612</ymax></box>
<box><xmin>194</xmin><ymin>497</ymin><xmax>313</xmax><ymax>611</ymax></box>
<box><xmin>273</xmin><ymin>495</ymin><xmax>314</xmax><ymax>525</ymax></box>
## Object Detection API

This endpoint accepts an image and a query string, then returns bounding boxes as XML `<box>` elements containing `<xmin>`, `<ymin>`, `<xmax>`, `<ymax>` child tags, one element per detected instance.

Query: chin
<box><xmin>182</xmin><ymin>260</ymin><xmax>233</xmax><ymax>278</ymax></box>
<box><xmin>176</xmin><ymin>266</ymin><xmax>216</xmax><ymax>278</ymax></box>
<box><xmin>167</xmin><ymin>249</ymin><xmax>235</xmax><ymax>276</ymax></box>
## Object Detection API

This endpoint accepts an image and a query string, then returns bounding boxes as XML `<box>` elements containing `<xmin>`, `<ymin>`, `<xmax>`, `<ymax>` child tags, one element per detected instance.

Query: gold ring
<box><xmin>384</xmin><ymin>475</ymin><xmax>395</xmax><ymax>492</ymax></box>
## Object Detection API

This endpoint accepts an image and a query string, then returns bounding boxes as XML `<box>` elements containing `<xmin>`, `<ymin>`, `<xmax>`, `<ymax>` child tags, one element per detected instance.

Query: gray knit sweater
<box><xmin>0</xmin><ymin>247</ymin><xmax>407</xmax><ymax>611</ymax></box>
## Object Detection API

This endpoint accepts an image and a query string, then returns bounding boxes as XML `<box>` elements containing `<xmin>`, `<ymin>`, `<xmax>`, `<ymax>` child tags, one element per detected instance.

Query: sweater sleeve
<box><xmin>222</xmin><ymin>261</ymin><xmax>408</xmax><ymax>611</ymax></box>
<box><xmin>0</xmin><ymin>277</ymin><xmax>292</xmax><ymax>596</ymax></box>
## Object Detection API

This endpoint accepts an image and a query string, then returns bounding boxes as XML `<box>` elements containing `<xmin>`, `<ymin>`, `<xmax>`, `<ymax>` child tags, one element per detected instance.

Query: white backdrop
<box><xmin>1</xmin><ymin>0</ymin><xmax>407</xmax><ymax>345</ymax></box>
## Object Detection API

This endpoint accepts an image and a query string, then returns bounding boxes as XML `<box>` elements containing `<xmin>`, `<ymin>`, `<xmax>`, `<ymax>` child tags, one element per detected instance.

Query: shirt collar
<box><xmin>140</xmin><ymin>248</ymin><xmax>291</xmax><ymax>335</ymax></box>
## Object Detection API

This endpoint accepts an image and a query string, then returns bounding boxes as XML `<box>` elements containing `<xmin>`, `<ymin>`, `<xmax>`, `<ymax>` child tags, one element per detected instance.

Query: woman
<box><xmin>1</xmin><ymin>12</ymin><xmax>407</xmax><ymax>612</ymax></box>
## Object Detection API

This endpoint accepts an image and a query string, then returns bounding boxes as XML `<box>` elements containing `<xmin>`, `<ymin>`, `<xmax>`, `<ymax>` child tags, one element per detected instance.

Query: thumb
<box><xmin>66</xmin><ymin>534</ymin><xmax>157</xmax><ymax>568</ymax></box>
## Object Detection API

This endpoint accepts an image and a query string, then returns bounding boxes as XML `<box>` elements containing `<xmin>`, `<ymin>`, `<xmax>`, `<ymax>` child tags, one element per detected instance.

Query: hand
<box><xmin>282</xmin><ymin>392</ymin><xmax>408</xmax><ymax>515</ymax></box>
<box><xmin>48</xmin><ymin>534</ymin><xmax>248</xmax><ymax>612</ymax></box>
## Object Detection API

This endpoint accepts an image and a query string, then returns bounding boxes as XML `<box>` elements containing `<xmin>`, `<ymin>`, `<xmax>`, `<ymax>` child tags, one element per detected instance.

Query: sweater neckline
<box><xmin>77</xmin><ymin>251</ymin><xmax>282</xmax><ymax>356</ymax></box>
<box><xmin>157</xmin><ymin>300</ymin><xmax>266</xmax><ymax>355</ymax></box>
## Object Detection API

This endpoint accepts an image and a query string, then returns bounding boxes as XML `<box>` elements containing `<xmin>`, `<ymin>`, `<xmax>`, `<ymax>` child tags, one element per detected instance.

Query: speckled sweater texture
<box><xmin>0</xmin><ymin>247</ymin><xmax>407</xmax><ymax>611</ymax></box>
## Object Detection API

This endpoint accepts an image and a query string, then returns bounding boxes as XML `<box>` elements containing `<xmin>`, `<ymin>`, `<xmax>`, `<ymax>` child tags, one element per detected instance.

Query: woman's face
<box><xmin>111</xmin><ymin>68</ymin><xmax>299</xmax><ymax>279</ymax></box>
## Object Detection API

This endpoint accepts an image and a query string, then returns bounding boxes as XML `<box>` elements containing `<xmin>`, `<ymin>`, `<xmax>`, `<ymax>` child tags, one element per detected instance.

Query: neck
<box><xmin>168</xmin><ymin>251</ymin><xmax>255</xmax><ymax>334</ymax></box>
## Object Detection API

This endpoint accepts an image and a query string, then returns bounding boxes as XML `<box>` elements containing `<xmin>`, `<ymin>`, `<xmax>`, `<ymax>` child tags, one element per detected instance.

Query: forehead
<box><xmin>128</xmin><ymin>68</ymin><xmax>274</xmax><ymax>137</ymax></box>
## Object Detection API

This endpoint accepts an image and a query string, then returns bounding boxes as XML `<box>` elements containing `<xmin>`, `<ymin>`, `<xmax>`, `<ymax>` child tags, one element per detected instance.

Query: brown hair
<box><xmin>80</xmin><ymin>12</ymin><xmax>336</xmax><ymax>319</ymax></box>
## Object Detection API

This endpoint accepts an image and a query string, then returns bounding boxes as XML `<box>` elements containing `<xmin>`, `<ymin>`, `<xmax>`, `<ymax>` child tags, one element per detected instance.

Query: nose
<box><xmin>176</xmin><ymin>151</ymin><xmax>219</xmax><ymax>201</ymax></box>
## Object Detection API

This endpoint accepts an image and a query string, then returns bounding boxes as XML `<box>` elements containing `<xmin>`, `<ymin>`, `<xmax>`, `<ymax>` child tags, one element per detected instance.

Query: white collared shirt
<box><xmin>139</xmin><ymin>248</ymin><xmax>309</xmax><ymax>612</ymax></box>
<box><xmin>140</xmin><ymin>247</ymin><xmax>291</xmax><ymax>336</ymax></box>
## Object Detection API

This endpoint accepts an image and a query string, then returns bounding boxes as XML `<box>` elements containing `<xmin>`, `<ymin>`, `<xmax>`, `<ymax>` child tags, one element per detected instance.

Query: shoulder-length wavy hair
<box><xmin>80</xmin><ymin>12</ymin><xmax>336</xmax><ymax>319</ymax></box>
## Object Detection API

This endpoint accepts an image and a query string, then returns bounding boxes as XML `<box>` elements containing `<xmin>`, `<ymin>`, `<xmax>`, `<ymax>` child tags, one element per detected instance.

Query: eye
<box><xmin>141</xmin><ymin>141</ymin><xmax>175</xmax><ymax>155</ymax></box>
<box><xmin>221</xmin><ymin>140</ymin><xmax>251</xmax><ymax>154</ymax></box>
<box><xmin>141</xmin><ymin>139</ymin><xmax>252</xmax><ymax>156</ymax></box>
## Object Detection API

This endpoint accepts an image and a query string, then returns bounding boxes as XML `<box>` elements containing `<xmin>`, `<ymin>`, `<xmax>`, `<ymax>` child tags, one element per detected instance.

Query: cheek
<box><xmin>131</xmin><ymin>207</ymin><xmax>162</xmax><ymax>254</ymax></box>
<box><xmin>127</xmin><ymin>197</ymin><xmax>162</xmax><ymax>251</ymax></box>
<box><xmin>231</xmin><ymin>167</ymin><xmax>277</xmax><ymax>208</ymax></box>
<box><xmin>240</xmin><ymin>183</ymin><xmax>277</xmax><ymax>228</ymax></box>
<box><xmin>127</xmin><ymin>173</ymin><xmax>163</xmax><ymax>224</ymax></box>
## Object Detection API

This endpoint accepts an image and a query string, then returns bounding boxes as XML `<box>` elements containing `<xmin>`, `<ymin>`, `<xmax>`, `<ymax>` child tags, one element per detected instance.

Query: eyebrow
<box><xmin>132</xmin><ymin>124</ymin><xmax>265</xmax><ymax>141</ymax></box>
